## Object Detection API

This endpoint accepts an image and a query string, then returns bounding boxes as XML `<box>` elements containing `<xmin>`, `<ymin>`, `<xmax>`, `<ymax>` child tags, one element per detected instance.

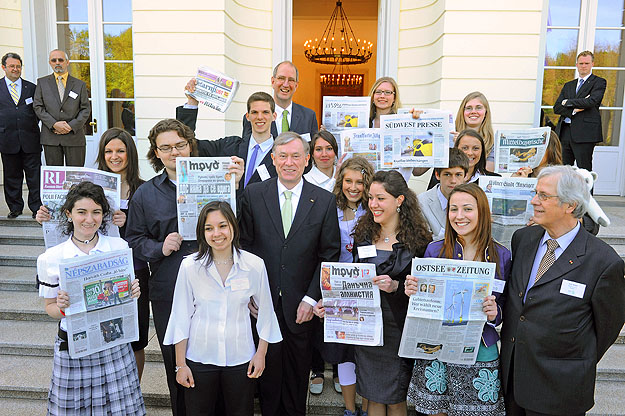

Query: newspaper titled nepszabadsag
<box><xmin>494</xmin><ymin>127</ymin><xmax>551</xmax><ymax>173</ymax></box>
<box><xmin>321</xmin><ymin>262</ymin><xmax>383</xmax><ymax>346</ymax></box>
<box><xmin>188</xmin><ymin>66</ymin><xmax>239</xmax><ymax>112</ymax></box>
<box><xmin>399</xmin><ymin>258</ymin><xmax>496</xmax><ymax>365</ymax></box>
<box><xmin>60</xmin><ymin>248</ymin><xmax>138</xmax><ymax>358</ymax></box>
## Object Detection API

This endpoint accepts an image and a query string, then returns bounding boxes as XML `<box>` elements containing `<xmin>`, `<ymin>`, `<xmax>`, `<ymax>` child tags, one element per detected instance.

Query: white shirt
<box><xmin>435</xmin><ymin>184</ymin><xmax>448</xmax><ymax>211</ymax></box>
<box><xmin>304</xmin><ymin>165</ymin><xmax>336</xmax><ymax>192</ymax></box>
<box><xmin>164</xmin><ymin>250</ymin><xmax>282</xmax><ymax>366</ymax></box>
<box><xmin>276</xmin><ymin>102</ymin><xmax>293</xmax><ymax>135</ymax></box>
<box><xmin>246</xmin><ymin>134</ymin><xmax>274</xmax><ymax>175</ymax></box>
<box><xmin>4</xmin><ymin>76</ymin><xmax>21</xmax><ymax>101</ymax></box>
<box><xmin>37</xmin><ymin>234</ymin><xmax>129</xmax><ymax>331</ymax></box>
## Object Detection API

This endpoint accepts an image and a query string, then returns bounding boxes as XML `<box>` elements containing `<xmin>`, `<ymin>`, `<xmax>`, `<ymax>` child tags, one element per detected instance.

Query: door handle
<box><xmin>89</xmin><ymin>118</ymin><xmax>98</xmax><ymax>133</ymax></box>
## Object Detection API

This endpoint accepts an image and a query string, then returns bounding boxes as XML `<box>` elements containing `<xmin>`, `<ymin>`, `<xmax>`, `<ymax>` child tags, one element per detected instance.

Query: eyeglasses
<box><xmin>464</xmin><ymin>105</ymin><xmax>485</xmax><ymax>112</ymax></box>
<box><xmin>374</xmin><ymin>90</ymin><xmax>395</xmax><ymax>96</ymax></box>
<box><xmin>156</xmin><ymin>141</ymin><xmax>189</xmax><ymax>153</ymax></box>
<box><xmin>50</xmin><ymin>58</ymin><xmax>65</xmax><ymax>63</ymax></box>
<box><xmin>276</xmin><ymin>153</ymin><xmax>303</xmax><ymax>161</ymax></box>
<box><xmin>531</xmin><ymin>190</ymin><xmax>559</xmax><ymax>201</ymax></box>
<box><xmin>274</xmin><ymin>75</ymin><xmax>297</xmax><ymax>85</ymax></box>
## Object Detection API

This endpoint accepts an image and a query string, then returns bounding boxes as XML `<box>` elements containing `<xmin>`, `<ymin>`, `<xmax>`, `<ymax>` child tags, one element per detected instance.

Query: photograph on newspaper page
<box><xmin>322</xmin><ymin>96</ymin><xmax>370</xmax><ymax>135</ymax></box>
<box><xmin>381</xmin><ymin>112</ymin><xmax>450</xmax><ymax>168</ymax></box>
<box><xmin>478</xmin><ymin>176</ymin><xmax>537</xmax><ymax>249</ymax></box>
<box><xmin>399</xmin><ymin>258</ymin><xmax>496</xmax><ymax>365</ymax></box>
<box><xmin>59</xmin><ymin>248</ymin><xmax>138</xmax><ymax>358</ymax></box>
<box><xmin>176</xmin><ymin>157</ymin><xmax>236</xmax><ymax>240</ymax></box>
<box><xmin>494</xmin><ymin>127</ymin><xmax>551</xmax><ymax>173</ymax></box>
<box><xmin>320</xmin><ymin>262</ymin><xmax>382</xmax><ymax>346</ymax></box>
<box><xmin>338</xmin><ymin>128</ymin><xmax>382</xmax><ymax>170</ymax></box>
<box><xmin>187</xmin><ymin>66</ymin><xmax>239</xmax><ymax>113</ymax></box>
<box><xmin>40</xmin><ymin>166</ymin><xmax>121</xmax><ymax>248</ymax></box>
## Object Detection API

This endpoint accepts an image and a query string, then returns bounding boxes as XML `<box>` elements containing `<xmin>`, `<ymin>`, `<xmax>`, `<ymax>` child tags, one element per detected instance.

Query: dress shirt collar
<box><xmin>435</xmin><ymin>184</ymin><xmax>448</xmax><ymax>211</ymax></box>
<box><xmin>277</xmin><ymin>176</ymin><xmax>304</xmax><ymax>198</ymax></box>
<box><xmin>62</xmin><ymin>232</ymin><xmax>111</xmax><ymax>258</ymax></box>
<box><xmin>56</xmin><ymin>72</ymin><xmax>69</xmax><ymax>86</ymax></box>
<box><xmin>578</xmin><ymin>73</ymin><xmax>592</xmax><ymax>83</ymax></box>
<box><xmin>153</xmin><ymin>170</ymin><xmax>171</xmax><ymax>186</ymax></box>
<box><xmin>4</xmin><ymin>76</ymin><xmax>21</xmax><ymax>90</ymax></box>
<box><xmin>306</xmin><ymin>165</ymin><xmax>335</xmax><ymax>185</ymax></box>
<box><xmin>276</xmin><ymin>102</ymin><xmax>293</xmax><ymax>119</ymax></box>
<box><xmin>250</xmin><ymin>134</ymin><xmax>274</xmax><ymax>151</ymax></box>
<box><xmin>540</xmin><ymin>221</ymin><xmax>580</xmax><ymax>254</ymax></box>
<box><xmin>337</xmin><ymin>203</ymin><xmax>366</xmax><ymax>221</ymax></box>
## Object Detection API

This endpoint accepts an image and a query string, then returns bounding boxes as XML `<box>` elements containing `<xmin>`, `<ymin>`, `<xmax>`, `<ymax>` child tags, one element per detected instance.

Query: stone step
<box><xmin>597</xmin><ymin>343</ymin><xmax>625</xmax><ymax>382</ymax></box>
<box><xmin>589</xmin><ymin>380</ymin><xmax>625</xmax><ymax>415</ymax></box>
<box><xmin>0</xmin><ymin>266</ymin><xmax>38</xmax><ymax>291</ymax></box>
<box><xmin>610</xmin><ymin>244</ymin><xmax>625</xmax><ymax>262</ymax></box>
<box><xmin>599</xmin><ymin>234</ymin><xmax>625</xmax><ymax>246</ymax></box>
<box><xmin>0</xmin><ymin>226</ymin><xmax>44</xmax><ymax>246</ymax></box>
<box><xmin>0</xmin><ymin>217</ymin><xmax>40</xmax><ymax>228</ymax></box>
<box><xmin>0</xmin><ymin>244</ymin><xmax>44</xmax><ymax>267</ymax></box>
<box><xmin>0</xmin><ymin>290</ymin><xmax>52</xmax><ymax>321</ymax></box>
<box><xmin>0</xmin><ymin>398</ymin><xmax>175</xmax><ymax>416</ymax></box>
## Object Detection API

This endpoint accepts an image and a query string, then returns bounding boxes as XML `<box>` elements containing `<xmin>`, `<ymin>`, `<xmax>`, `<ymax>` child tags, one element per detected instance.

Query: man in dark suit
<box><xmin>239</xmin><ymin>132</ymin><xmax>340</xmax><ymax>416</ymax></box>
<box><xmin>33</xmin><ymin>49</ymin><xmax>90</xmax><ymax>166</ymax></box>
<box><xmin>0</xmin><ymin>52</ymin><xmax>42</xmax><ymax>219</ymax></box>
<box><xmin>553</xmin><ymin>50</ymin><xmax>606</xmax><ymax>171</ymax></box>
<box><xmin>500</xmin><ymin>165</ymin><xmax>625</xmax><ymax>416</ymax></box>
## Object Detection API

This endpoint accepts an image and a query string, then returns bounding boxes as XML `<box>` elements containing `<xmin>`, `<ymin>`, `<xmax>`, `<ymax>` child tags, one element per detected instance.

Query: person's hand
<box><xmin>573</xmin><ymin>108</ymin><xmax>585</xmax><ymax>114</ymax></box>
<box><xmin>451</xmin><ymin>131</ymin><xmax>459</xmax><ymax>143</ymax></box>
<box><xmin>512</xmin><ymin>166</ymin><xmax>533</xmax><ymax>178</ymax></box>
<box><xmin>404</xmin><ymin>275</ymin><xmax>419</xmax><ymax>296</ymax></box>
<box><xmin>296</xmin><ymin>301</ymin><xmax>314</xmax><ymax>324</ymax></box>
<box><xmin>313</xmin><ymin>299</ymin><xmax>325</xmax><ymax>318</ymax></box>
<box><xmin>53</xmin><ymin>121</ymin><xmax>72</xmax><ymax>134</ymax></box>
<box><xmin>319</xmin><ymin>124</ymin><xmax>326</xmax><ymax>131</ymax></box>
<box><xmin>334</xmin><ymin>153</ymin><xmax>348</xmax><ymax>179</ymax></box>
<box><xmin>130</xmin><ymin>279</ymin><xmax>141</xmax><ymax>299</ymax></box>
<box><xmin>56</xmin><ymin>290</ymin><xmax>70</xmax><ymax>311</ymax></box>
<box><xmin>176</xmin><ymin>366</ymin><xmax>195</xmax><ymax>388</ymax></box>
<box><xmin>526</xmin><ymin>217</ymin><xmax>536</xmax><ymax>226</ymax></box>
<box><xmin>373</xmin><ymin>275</ymin><xmax>398</xmax><ymax>293</ymax></box>
<box><xmin>247</xmin><ymin>350</ymin><xmax>266</xmax><ymax>378</ymax></box>
<box><xmin>184</xmin><ymin>78</ymin><xmax>199</xmax><ymax>106</ymax></box>
<box><xmin>111</xmin><ymin>209</ymin><xmax>126</xmax><ymax>227</ymax></box>
<box><xmin>229</xmin><ymin>156</ymin><xmax>245</xmax><ymax>189</ymax></box>
<box><xmin>482</xmin><ymin>295</ymin><xmax>498</xmax><ymax>322</ymax></box>
<box><xmin>162</xmin><ymin>232</ymin><xmax>182</xmax><ymax>256</ymax></box>
<box><xmin>35</xmin><ymin>205</ymin><xmax>51</xmax><ymax>224</ymax></box>
<box><xmin>409</xmin><ymin>108</ymin><xmax>424</xmax><ymax>119</ymax></box>
<box><xmin>248</xmin><ymin>296</ymin><xmax>259</xmax><ymax>319</ymax></box>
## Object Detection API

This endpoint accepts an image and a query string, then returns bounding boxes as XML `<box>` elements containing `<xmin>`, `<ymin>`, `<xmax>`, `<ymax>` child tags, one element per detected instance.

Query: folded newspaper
<box><xmin>494</xmin><ymin>127</ymin><xmax>551</xmax><ymax>173</ymax></box>
<box><xmin>187</xmin><ymin>66</ymin><xmax>239</xmax><ymax>112</ymax></box>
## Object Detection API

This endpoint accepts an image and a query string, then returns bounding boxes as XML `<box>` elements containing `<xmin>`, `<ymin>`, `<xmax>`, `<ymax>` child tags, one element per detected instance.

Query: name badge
<box><xmin>300</xmin><ymin>133</ymin><xmax>311</xmax><ymax>142</ymax></box>
<box><xmin>560</xmin><ymin>279</ymin><xmax>585</xmax><ymax>299</ymax></box>
<box><xmin>230</xmin><ymin>278</ymin><xmax>250</xmax><ymax>291</ymax></box>
<box><xmin>68</xmin><ymin>91</ymin><xmax>78</xmax><ymax>99</ymax></box>
<box><xmin>257</xmin><ymin>164</ymin><xmax>271</xmax><ymax>181</ymax></box>
<box><xmin>492</xmin><ymin>279</ymin><xmax>506</xmax><ymax>294</ymax></box>
<box><xmin>357</xmin><ymin>245</ymin><xmax>377</xmax><ymax>259</ymax></box>
<box><xmin>25</xmin><ymin>97</ymin><xmax>33</xmax><ymax>105</ymax></box>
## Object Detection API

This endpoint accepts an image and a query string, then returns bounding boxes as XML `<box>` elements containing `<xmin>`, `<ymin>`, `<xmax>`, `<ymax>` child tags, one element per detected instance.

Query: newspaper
<box><xmin>478</xmin><ymin>176</ymin><xmax>537</xmax><ymax>249</ymax></box>
<box><xmin>398</xmin><ymin>108</ymin><xmax>456</xmax><ymax>147</ymax></box>
<box><xmin>399</xmin><ymin>258</ymin><xmax>496</xmax><ymax>365</ymax></box>
<box><xmin>40</xmin><ymin>166</ymin><xmax>121</xmax><ymax>248</ymax></box>
<box><xmin>321</xmin><ymin>262</ymin><xmax>382</xmax><ymax>346</ymax></box>
<box><xmin>176</xmin><ymin>157</ymin><xmax>236</xmax><ymax>240</ymax></box>
<box><xmin>381</xmin><ymin>112</ymin><xmax>451</xmax><ymax>168</ymax></box>
<box><xmin>322</xmin><ymin>96</ymin><xmax>370</xmax><ymax>134</ymax></box>
<box><xmin>187</xmin><ymin>66</ymin><xmax>239</xmax><ymax>113</ymax></box>
<box><xmin>338</xmin><ymin>128</ymin><xmax>382</xmax><ymax>170</ymax></box>
<box><xmin>494</xmin><ymin>127</ymin><xmax>551</xmax><ymax>173</ymax></box>
<box><xmin>59</xmin><ymin>248</ymin><xmax>138</xmax><ymax>358</ymax></box>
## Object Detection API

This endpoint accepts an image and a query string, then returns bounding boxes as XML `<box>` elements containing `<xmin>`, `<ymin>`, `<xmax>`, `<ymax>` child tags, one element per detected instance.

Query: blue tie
<box><xmin>244</xmin><ymin>144</ymin><xmax>260</xmax><ymax>187</ymax></box>
<box><xmin>576</xmin><ymin>78</ymin><xmax>584</xmax><ymax>94</ymax></box>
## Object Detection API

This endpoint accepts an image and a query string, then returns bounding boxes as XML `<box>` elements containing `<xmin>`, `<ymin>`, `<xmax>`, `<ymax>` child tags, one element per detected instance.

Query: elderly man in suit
<box><xmin>417</xmin><ymin>148</ymin><xmax>469</xmax><ymax>239</ymax></box>
<box><xmin>239</xmin><ymin>132</ymin><xmax>340</xmax><ymax>416</ymax></box>
<box><xmin>0</xmin><ymin>52</ymin><xmax>42</xmax><ymax>219</ymax></box>
<box><xmin>553</xmin><ymin>50</ymin><xmax>606</xmax><ymax>171</ymax></box>
<box><xmin>500</xmin><ymin>165</ymin><xmax>625</xmax><ymax>416</ymax></box>
<box><xmin>33</xmin><ymin>49</ymin><xmax>90</xmax><ymax>166</ymax></box>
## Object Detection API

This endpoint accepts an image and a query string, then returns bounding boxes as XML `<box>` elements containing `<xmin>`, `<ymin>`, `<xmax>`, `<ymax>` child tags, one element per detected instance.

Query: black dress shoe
<box><xmin>32</xmin><ymin>212</ymin><xmax>37</xmax><ymax>219</ymax></box>
<box><xmin>7</xmin><ymin>211</ymin><xmax>22</xmax><ymax>219</ymax></box>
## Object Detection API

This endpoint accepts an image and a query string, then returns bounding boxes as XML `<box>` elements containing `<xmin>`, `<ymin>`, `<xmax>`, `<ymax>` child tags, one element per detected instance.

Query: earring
<box><xmin>397</xmin><ymin>206</ymin><xmax>401</xmax><ymax>213</ymax></box>
<box><xmin>68</xmin><ymin>218</ymin><xmax>72</xmax><ymax>222</ymax></box>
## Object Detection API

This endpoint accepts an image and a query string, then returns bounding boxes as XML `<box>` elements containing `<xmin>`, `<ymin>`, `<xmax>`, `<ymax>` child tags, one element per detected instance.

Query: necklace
<box><xmin>382</xmin><ymin>232</ymin><xmax>396</xmax><ymax>243</ymax></box>
<box><xmin>72</xmin><ymin>233</ymin><xmax>98</xmax><ymax>245</ymax></box>
<box><xmin>213</xmin><ymin>256</ymin><xmax>233</xmax><ymax>265</ymax></box>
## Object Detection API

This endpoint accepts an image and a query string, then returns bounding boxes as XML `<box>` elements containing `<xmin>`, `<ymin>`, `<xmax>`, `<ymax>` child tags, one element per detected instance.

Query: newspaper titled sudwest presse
<box><xmin>60</xmin><ymin>248</ymin><xmax>138</xmax><ymax>358</ymax></box>
<box><xmin>399</xmin><ymin>258</ymin><xmax>496</xmax><ymax>365</ymax></box>
<box><xmin>321</xmin><ymin>262</ymin><xmax>383</xmax><ymax>346</ymax></box>
<box><xmin>494</xmin><ymin>127</ymin><xmax>551</xmax><ymax>173</ymax></box>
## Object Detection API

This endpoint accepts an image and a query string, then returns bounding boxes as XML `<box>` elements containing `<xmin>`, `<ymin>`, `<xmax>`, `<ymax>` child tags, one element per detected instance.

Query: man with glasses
<box><xmin>33</xmin><ymin>49</ymin><xmax>90</xmax><ymax>166</ymax></box>
<box><xmin>500</xmin><ymin>165</ymin><xmax>625</xmax><ymax>416</ymax></box>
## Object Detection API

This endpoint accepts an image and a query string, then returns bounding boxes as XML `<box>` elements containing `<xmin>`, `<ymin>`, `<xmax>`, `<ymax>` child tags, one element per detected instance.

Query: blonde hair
<box><xmin>455</xmin><ymin>92</ymin><xmax>494</xmax><ymax>156</ymax></box>
<box><xmin>368</xmin><ymin>77</ymin><xmax>402</xmax><ymax>125</ymax></box>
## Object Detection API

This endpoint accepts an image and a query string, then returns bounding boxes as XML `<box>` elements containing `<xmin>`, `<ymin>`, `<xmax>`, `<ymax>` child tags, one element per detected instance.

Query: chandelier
<box><xmin>303</xmin><ymin>1</ymin><xmax>373</xmax><ymax>66</ymax></box>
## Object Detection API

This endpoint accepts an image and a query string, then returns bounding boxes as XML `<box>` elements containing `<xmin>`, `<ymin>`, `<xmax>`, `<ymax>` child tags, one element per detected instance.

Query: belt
<box><xmin>58</xmin><ymin>325</ymin><xmax>68</xmax><ymax>351</ymax></box>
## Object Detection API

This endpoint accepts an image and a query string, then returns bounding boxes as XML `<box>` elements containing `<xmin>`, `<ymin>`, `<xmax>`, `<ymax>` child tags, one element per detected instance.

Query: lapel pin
<box><xmin>310</xmin><ymin>199</ymin><xmax>314</xmax><ymax>203</ymax></box>
<box><xmin>569</xmin><ymin>260</ymin><xmax>573</xmax><ymax>264</ymax></box>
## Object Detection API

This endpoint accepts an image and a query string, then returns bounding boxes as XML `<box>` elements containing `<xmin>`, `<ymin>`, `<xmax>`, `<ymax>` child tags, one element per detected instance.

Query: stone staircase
<box><xmin>0</xmin><ymin>210</ymin><xmax>624</xmax><ymax>415</ymax></box>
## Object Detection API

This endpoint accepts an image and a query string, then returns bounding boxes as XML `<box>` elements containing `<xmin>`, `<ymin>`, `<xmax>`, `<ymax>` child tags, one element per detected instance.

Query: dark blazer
<box><xmin>0</xmin><ymin>77</ymin><xmax>40</xmax><ymax>154</ymax></box>
<box><xmin>553</xmin><ymin>74</ymin><xmax>606</xmax><ymax>144</ymax></box>
<box><xmin>239</xmin><ymin>178</ymin><xmax>340</xmax><ymax>334</ymax></box>
<box><xmin>500</xmin><ymin>225</ymin><xmax>625</xmax><ymax>414</ymax></box>
<box><xmin>33</xmin><ymin>73</ymin><xmax>91</xmax><ymax>146</ymax></box>
<box><xmin>241</xmin><ymin>101</ymin><xmax>319</xmax><ymax>139</ymax></box>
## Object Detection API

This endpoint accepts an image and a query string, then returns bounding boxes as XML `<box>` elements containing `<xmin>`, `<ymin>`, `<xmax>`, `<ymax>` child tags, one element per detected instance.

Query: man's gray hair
<box><xmin>273</xmin><ymin>61</ymin><xmax>299</xmax><ymax>82</ymax></box>
<box><xmin>537</xmin><ymin>165</ymin><xmax>589</xmax><ymax>219</ymax></box>
<box><xmin>49</xmin><ymin>49</ymin><xmax>69</xmax><ymax>60</ymax></box>
<box><xmin>272</xmin><ymin>131</ymin><xmax>309</xmax><ymax>155</ymax></box>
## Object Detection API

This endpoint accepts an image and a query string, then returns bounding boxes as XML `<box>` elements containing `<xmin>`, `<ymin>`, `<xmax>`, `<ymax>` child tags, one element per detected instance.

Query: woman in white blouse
<box><xmin>164</xmin><ymin>201</ymin><xmax>282</xmax><ymax>415</ymax></box>
<box><xmin>304</xmin><ymin>130</ymin><xmax>339</xmax><ymax>192</ymax></box>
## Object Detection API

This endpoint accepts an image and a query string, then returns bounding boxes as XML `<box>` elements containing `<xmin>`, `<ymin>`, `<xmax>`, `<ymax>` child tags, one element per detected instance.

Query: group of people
<box><xmin>4</xmin><ymin>50</ymin><xmax>620</xmax><ymax>416</ymax></box>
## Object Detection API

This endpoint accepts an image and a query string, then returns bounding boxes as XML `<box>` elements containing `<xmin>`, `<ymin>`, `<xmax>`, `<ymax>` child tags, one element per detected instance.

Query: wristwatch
<box><xmin>175</xmin><ymin>365</ymin><xmax>187</xmax><ymax>373</ymax></box>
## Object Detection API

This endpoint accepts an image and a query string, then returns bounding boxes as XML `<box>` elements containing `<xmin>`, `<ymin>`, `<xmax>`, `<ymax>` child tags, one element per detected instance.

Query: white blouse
<box><xmin>37</xmin><ymin>234</ymin><xmax>129</xmax><ymax>331</ymax></box>
<box><xmin>164</xmin><ymin>249</ymin><xmax>282</xmax><ymax>367</ymax></box>
<box><xmin>304</xmin><ymin>165</ymin><xmax>336</xmax><ymax>192</ymax></box>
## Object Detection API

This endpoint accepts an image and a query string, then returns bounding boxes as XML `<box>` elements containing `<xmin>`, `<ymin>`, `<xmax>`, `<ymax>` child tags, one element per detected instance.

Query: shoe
<box><xmin>31</xmin><ymin>212</ymin><xmax>37</xmax><ymax>219</ymax></box>
<box><xmin>334</xmin><ymin>377</ymin><xmax>342</xmax><ymax>393</ymax></box>
<box><xmin>359</xmin><ymin>410</ymin><xmax>368</xmax><ymax>416</ymax></box>
<box><xmin>7</xmin><ymin>211</ymin><xmax>22</xmax><ymax>219</ymax></box>
<box><xmin>343</xmin><ymin>410</ymin><xmax>358</xmax><ymax>416</ymax></box>
<box><xmin>309</xmin><ymin>373</ymin><xmax>324</xmax><ymax>395</ymax></box>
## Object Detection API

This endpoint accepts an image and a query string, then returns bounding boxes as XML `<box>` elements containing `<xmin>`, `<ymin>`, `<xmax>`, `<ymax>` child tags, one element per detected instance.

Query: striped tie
<box><xmin>9</xmin><ymin>82</ymin><xmax>19</xmax><ymax>105</ymax></box>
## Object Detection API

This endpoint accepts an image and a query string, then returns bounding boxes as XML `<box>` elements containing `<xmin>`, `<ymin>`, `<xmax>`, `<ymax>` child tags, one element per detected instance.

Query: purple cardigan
<box><xmin>424</xmin><ymin>239</ymin><xmax>511</xmax><ymax>348</ymax></box>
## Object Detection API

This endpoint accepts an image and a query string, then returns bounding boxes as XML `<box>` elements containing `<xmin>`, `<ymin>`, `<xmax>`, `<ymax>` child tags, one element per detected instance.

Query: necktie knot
<box><xmin>284</xmin><ymin>190</ymin><xmax>292</xmax><ymax>200</ymax></box>
<box><xmin>546</xmin><ymin>239</ymin><xmax>559</xmax><ymax>252</ymax></box>
<box><xmin>10</xmin><ymin>82</ymin><xmax>16</xmax><ymax>87</ymax></box>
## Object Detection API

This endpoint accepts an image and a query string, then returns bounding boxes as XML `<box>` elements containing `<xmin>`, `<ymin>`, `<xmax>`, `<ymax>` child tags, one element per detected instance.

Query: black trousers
<box><xmin>560</xmin><ymin>123</ymin><xmax>596</xmax><ymax>171</ymax></box>
<box><xmin>184</xmin><ymin>360</ymin><xmax>254</xmax><ymax>416</ymax></box>
<box><xmin>43</xmin><ymin>144</ymin><xmax>85</xmax><ymax>166</ymax></box>
<box><xmin>1</xmin><ymin>149</ymin><xmax>41</xmax><ymax>213</ymax></box>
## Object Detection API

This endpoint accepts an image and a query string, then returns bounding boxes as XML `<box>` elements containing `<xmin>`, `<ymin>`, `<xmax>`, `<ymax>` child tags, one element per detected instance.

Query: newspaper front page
<box><xmin>187</xmin><ymin>66</ymin><xmax>239</xmax><ymax>113</ymax></box>
<box><xmin>494</xmin><ymin>127</ymin><xmax>551</xmax><ymax>173</ymax></box>
<box><xmin>338</xmin><ymin>128</ymin><xmax>382</xmax><ymax>170</ymax></box>
<box><xmin>380</xmin><ymin>112</ymin><xmax>450</xmax><ymax>168</ymax></box>
<box><xmin>60</xmin><ymin>248</ymin><xmax>138</xmax><ymax>358</ymax></box>
<box><xmin>398</xmin><ymin>108</ymin><xmax>456</xmax><ymax>147</ymax></box>
<box><xmin>176</xmin><ymin>157</ymin><xmax>236</xmax><ymax>240</ymax></box>
<box><xmin>478</xmin><ymin>176</ymin><xmax>537</xmax><ymax>249</ymax></box>
<box><xmin>399</xmin><ymin>258</ymin><xmax>495</xmax><ymax>365</ymax></box>
<box><xmin>322</xmin><ymin>96</ymin><xmax>370</xmax><ymax>134</ymax></box>
<box><xmin>40</xmin><ymin>167</ymin><xmax>121</xmax><ymax>248</ymax></box>
<box><xmin>321</xmin><ymin>262</ymin><xmax>383</xmax><ymax>346</ymax></box>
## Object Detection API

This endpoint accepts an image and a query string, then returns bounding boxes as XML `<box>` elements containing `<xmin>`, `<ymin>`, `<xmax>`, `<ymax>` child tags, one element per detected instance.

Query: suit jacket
<box><xmin>241</xmin><ymin>101</ymin><xmax>319</xmax><ymax>139</ymax></box>
<box><xmin>500</xmin><ymin>225</ymin><xmax>625</xmax><ymax>414</ymax></box>
<box><xmin>553</xmin><ymin>74</ymin><xmax>606</xmax><ymax>144</ymax></box>
<box><xmin>417</xmin><ymin>185</ymin><xmax>446</xmax><ymax>239</ymax></box>
<box><xmin>0</xmin><ymin>77</ymin><xmax>40</xmax><ymax>154</ymax></box>
<box><xmin>33</xmin><ymin>73</ymin><xmax>91</xmax><ymax>146</ymax></box>
<box><xmin>239</xmin><ymin>178</ymin><xmax>340</xmax><ymax>334</ymax></box>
